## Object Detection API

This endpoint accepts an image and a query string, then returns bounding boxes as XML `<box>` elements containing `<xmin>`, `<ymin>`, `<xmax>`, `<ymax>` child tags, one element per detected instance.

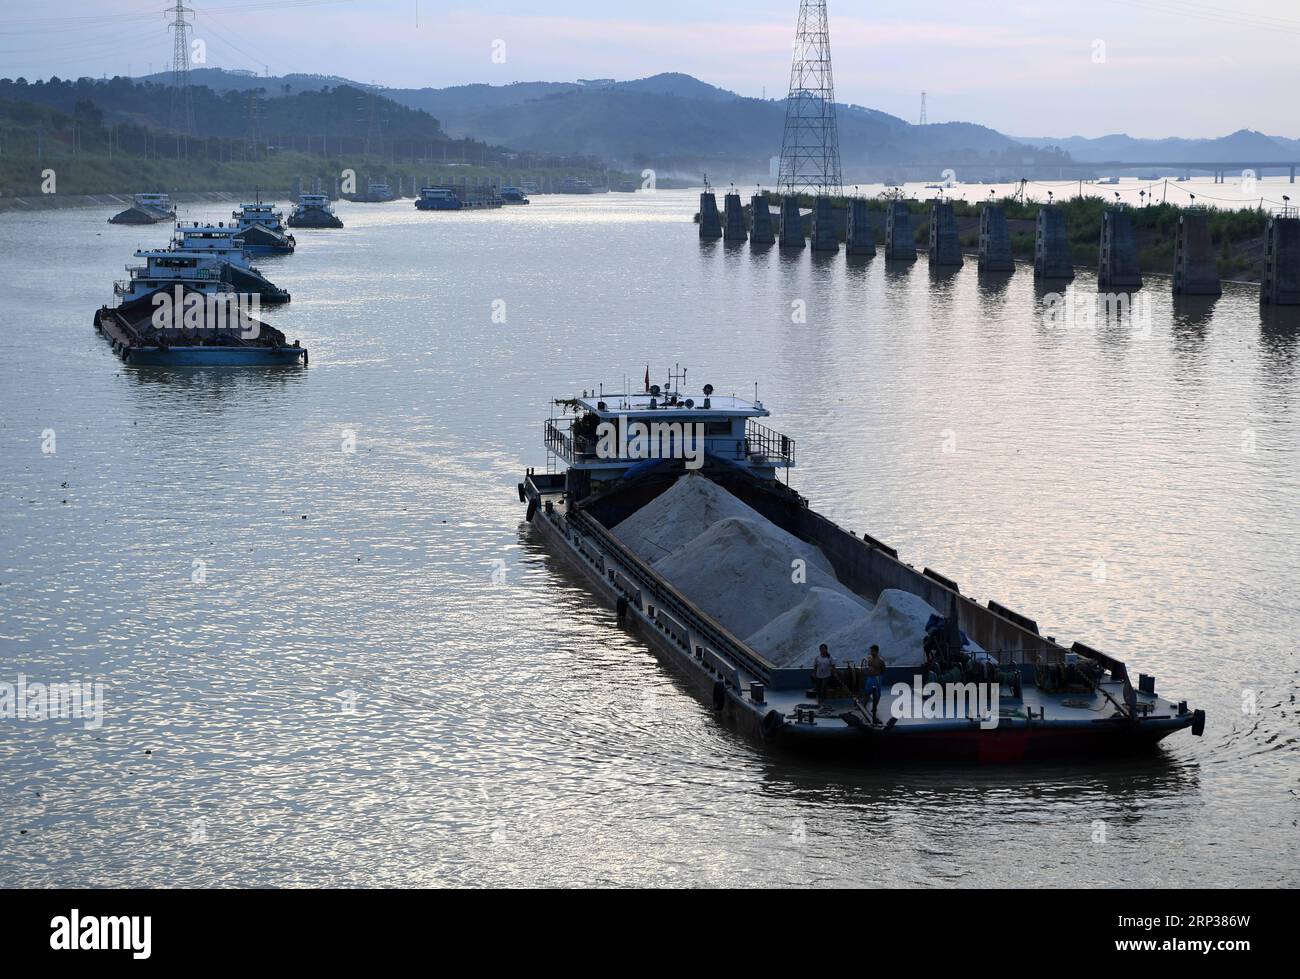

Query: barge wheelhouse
<box><xmin>520</xmin><ymin>374</ymin><xmax>1204</xmax><ymax>763</ymax></box>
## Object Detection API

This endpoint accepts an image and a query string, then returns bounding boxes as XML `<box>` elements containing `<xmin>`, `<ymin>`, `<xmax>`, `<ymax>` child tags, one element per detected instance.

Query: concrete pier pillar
<box><xmin>698</xmin><ymin>192</ymin><xmax>722</xmax><ymax>239</ymax></box>
<box><xmin>928</xmin><ymin>199</ymin><xmax>963</xmax><ymax>267</ymax></box>
<box><xmin>1261</xmin><ymin>212</ymin><xmax>1300</xmax><ymax>305</ymax></box>
<box><xmin>749</xmin><ymin>194</ymin><xmax>776</xmax><ymax>244</ymax></box>
<box><xmin>846</xmin><ymin>198</ymin><xmax>875</xmax><ymax>255</ymax></box>
<box><xmin>723</xmin><ymin>192</ymin><xmax>747</xmax><ymax>241</ymax></box>
<box><xmin>1098</xmin><ymin>206</ymin><xmax>1143</xmax><ymax>288</ymax></box>
<box><xmin>1172</xmin><ymin>209</ymin><xmax>1221</xmax><ymax>295</ymax></box>
<box><xmin>884</xmin><ymin>199</ymin><xmax>916</xmax><ymax>261</ymax></box>
<box><xmin>1034</xmin><ymin>205</ymin><xmax>1075</xmax><ymax>280</ymax></box>
<box><xmin>292</xmin><ymin>176</ymin><xmax>303</xmax><ymax>200</ymax></box>
<box><xmin>810</xmin><ymin>195</ymin><xmax>839</xmax><ymax>252</ymax></box>
<box><xmin>977</xmin><ymin>204</ymin><xmax>1015</xmax><ymax>272</ymax></box>
<box><xmin>779</xmin><ymin>196</ymin><xmax>805</xmax><ymax>249</ymax></box>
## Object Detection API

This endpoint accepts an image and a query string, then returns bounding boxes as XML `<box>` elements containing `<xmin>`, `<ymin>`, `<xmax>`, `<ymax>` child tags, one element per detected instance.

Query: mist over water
<box><xmin>1</xmin><ymin>190</ymin><xmax>1296</xmax><ymax>886</ymax></box>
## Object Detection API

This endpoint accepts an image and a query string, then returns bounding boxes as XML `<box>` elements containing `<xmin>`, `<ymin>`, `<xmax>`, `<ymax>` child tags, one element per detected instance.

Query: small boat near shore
<box><xmin>231</xmin><ymin>201</ymin><xmax>296</xmax><ymax>254</ymax></box>
<box><xmin>500</xmin><ymin>186</ymin><xmax>530</xmax><ymax>205</ymax></box>
<box><xmin>108</xmin><ymin>193</ymin><xmax>175</xmax><ymax>225</ymax></box>
<box><xmin>350</xmin><ymin>180</ymin><xmax>399</xmax><ymax>204</ymax></box>
<box><xmin>287</xmin><ymin>193</ymin><xmax>344</xmax><ymax>228</ymax></box>
<box><xmin>521</xmin><ymin>373</ymin><xmax>1204</xmax><ymax>763</ymax></box>
<box><xmin>558</xmin><ymin>177</ymin><xmax>596</xmax><ymax>194</ymax></box>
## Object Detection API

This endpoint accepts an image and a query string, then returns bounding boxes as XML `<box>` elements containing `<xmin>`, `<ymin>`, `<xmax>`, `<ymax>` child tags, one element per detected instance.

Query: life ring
<box><xmin>711</xmin><ymin>680</ymin><xmax>726</xmax><ymax>711</ymax></box>
<box><xmin>525</xmin><ymin>498</ymin><xmax>538</xmax><ymax>522</ymax></box>
<box><xmin>761</xmin><ymin>709</ymin><xmax>784</xmax><ymax>738</ymax></box>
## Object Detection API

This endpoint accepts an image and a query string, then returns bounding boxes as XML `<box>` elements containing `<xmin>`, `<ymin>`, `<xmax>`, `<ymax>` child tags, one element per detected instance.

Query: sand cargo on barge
<box><xmin>520</xmin><ymin>374</ymin><xmax>1204</xmax><ymax>762</ymax></box>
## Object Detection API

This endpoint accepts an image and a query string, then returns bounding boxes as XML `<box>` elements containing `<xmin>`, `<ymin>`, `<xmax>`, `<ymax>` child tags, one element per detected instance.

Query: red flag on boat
<box><xmin>644</xmin><ymin>366</ymin><xmax>650</xmax><ymax>392</ymax></box>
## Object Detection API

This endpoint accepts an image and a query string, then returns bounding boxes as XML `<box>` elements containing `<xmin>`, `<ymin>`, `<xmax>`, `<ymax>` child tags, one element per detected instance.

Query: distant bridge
<box><xmin>859</xmin><ymin>161</ymin><xmax>1297</xmax><ymax>184</ymax></box>
<box><xmin>1084</xmin><ymin>161</ymin><xmax>1297</xmax><ymax>182</ymax></box>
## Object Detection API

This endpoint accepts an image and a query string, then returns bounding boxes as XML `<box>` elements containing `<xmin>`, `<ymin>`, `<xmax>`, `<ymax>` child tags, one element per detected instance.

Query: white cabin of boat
<box><xmin>546</xmin><ymin>374</ymin><xmax>795</xmax><ymax>491</ymax></box>
<box><xmin>114</xmin><ymin>247</ymin><xmax>228</xmax><ymax>301</ymax></box>
<box><xmin>172</xmin><ymin>224</ymin><xmax>252</xmax><ymax>268</ymax></box>
<box><xmin>232</xmin><ymin>202</ymin><xmax>285</xmax><ymax>231</ymax></box>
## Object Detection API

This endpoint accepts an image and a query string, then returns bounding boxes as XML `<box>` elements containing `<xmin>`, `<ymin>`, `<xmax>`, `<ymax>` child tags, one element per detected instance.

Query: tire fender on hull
<box><xmin>711</xmin><ymin>680</ymin><xmax>726</xmax><ymax>711</ymax></box>
<box><xmin>761</xmin><ymin>709</ymin><xmax>784</xmax><ymax>739</ymax></box>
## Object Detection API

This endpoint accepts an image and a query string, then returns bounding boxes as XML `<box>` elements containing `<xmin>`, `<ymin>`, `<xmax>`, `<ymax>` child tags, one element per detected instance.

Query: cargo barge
<box><xmin>414</xmin><ymin>186</ymin><xmax>503</xmax><ymax>210</ymax></box>
<box><xmin>93</xmin><ymin>285</ymin><xmax>307</xmax><ymax>367</ymax></box>
<box><xmin>171</xmin><ymin>223</ymin><xmax>291</xmax><ymax>303</ymax></box>
<box><xmin>108</xmin><ymin>193</ymin><xmax>175</xmax><ymax>225</ymax></box>
<box><xmin>287</xmin><ymin>193</ymin><xmax>344</xmax><ymax>228</ymax></box>
<box><xmin>520</xmin><ymin>374</ymin><xmax>1204</xmax><ymax>762</ymax></box>
<box><xmin>231</xmin><ymin>201</ymin><xmax>296</xmax><ymax>254</ymax></box>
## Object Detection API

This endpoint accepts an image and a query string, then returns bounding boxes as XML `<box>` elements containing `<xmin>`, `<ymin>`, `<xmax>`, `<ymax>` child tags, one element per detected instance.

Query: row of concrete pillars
<box><xmin>700</xmin><ymin>191</ymin><xmax>1300</xmax><ymax>304</ymax></box>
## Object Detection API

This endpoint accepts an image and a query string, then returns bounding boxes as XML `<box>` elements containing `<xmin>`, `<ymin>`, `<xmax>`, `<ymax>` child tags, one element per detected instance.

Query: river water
<box><xmin>1</xmin><ymin>189</ymin><xmax>1296</xmax><ymax>887</ymax></box>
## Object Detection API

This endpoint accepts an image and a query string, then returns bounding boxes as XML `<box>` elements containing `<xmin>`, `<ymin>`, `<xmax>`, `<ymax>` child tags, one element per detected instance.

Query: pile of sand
<box><xmin>744</xmin><ymin>587</ymin><xmax>873</xmax><ymax>665</ymax></box>
<box><xmin>613</xmin><ymin>473</ymin><xmax>832</xmax><ymax>570</ymax></box>
<box><xmin>613</xmin><ymin>475</ymin><xmax>971</xmax><ymax>671</ymax></box>
<box><xmin>650</xmin><ymin>517</ymin><xmax>850</xmax><ymax>639</ymax></box>
<box><xmin>809</xmin><ymin>589</ymin><xmax>943</xmax><ymax>670</ymax></box>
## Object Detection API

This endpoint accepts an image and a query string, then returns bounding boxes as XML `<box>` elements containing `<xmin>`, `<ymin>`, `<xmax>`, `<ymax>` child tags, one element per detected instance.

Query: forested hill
<box><xmin>0</xmin><ymin>76</ymin><xmax>447</xmax><ymax>144</ymax></box>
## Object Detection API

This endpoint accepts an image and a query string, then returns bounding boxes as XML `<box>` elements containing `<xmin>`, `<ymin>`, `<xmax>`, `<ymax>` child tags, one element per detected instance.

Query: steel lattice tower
<box><xmin>777</xmin><ymin>0</ymin><xmax>842</xmax><ymax>196</ymax></box>
<box><xmin>168</xmin><ymin>0</ymin><xmax>195</xmax><ymax>135</ymax></box>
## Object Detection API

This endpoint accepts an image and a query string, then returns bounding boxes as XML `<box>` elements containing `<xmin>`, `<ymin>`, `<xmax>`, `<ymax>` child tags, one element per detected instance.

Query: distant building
<box><xmin>577</xmin><ymin>78</ymin><xmax>615</xmax><ymax>88</ymax></box>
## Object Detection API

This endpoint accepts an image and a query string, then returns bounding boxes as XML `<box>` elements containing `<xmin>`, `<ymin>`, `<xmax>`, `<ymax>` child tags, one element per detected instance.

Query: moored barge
<box><xmin>414</xmin><ymin>186</ymin><xmax>504</xmax><ymax>210</ymax></box>
<box><xmin>108</xmin><ymin>193</ymin><xmax>176</xmax><ymax>225</ymax></box>
<box><xmin>520</xmin><ymin>375</ymin><xmax>1204</xmax><ymax>762</ymax></box>
<box><xmin>93</xmin><ymin>285</ymin><xmax>307</xmax><ymax>367</ymax></box>
<box><xmin>231</xmin><ymin>201</ymin><xmax>296</xmax><ymax>254</ymax></box>
<box><xmin>287</xmin><ymin>193</ymin><xmax>344</xmax><ymax>228</ymax></box>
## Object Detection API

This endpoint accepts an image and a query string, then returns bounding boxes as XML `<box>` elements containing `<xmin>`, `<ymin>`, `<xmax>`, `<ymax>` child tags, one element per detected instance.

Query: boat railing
<box><xmin>986</xmin><ymin>647</ymin><xmax>1065</xmax><ymax>667</ymax></box>
<box><xmin>544</xmin><ymin>418</ymin><xmax>598</xmax><ymax>463</ymax></box>
<box><xmin>744</xmin><ymin>419</ymin><xmax>796</xmax><ymax>466</ymax></box>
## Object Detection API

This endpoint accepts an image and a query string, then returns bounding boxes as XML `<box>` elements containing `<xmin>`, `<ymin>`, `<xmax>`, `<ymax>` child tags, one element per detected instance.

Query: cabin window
<box><xmin>704</xmin><ymin>421</ymin><xmax>732</xmax><ymax>436</ymax></box>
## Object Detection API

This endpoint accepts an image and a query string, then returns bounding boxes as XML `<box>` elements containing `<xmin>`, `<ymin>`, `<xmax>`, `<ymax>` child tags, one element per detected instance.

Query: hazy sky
<box><xmin>3</xmin><ymin>0</ymin><xmax>1297</xmax><ymax>139</ymax></box>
